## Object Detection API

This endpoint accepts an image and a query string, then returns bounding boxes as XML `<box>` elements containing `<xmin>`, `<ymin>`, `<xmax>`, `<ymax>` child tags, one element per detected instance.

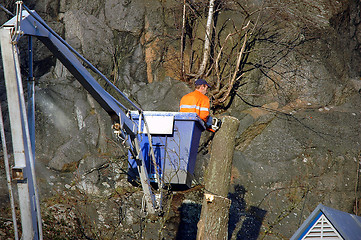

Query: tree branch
<box><xmin>197</xmin><ymin>0</ymin><xmax>215</xmax><ymax>78</ymax></box>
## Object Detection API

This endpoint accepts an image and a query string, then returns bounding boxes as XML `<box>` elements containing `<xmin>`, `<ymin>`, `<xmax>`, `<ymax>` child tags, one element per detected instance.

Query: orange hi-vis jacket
<box><xmin>179</xmin><ymin>90</ymin><xmax>210</xmax><ymax>122</ymax></box>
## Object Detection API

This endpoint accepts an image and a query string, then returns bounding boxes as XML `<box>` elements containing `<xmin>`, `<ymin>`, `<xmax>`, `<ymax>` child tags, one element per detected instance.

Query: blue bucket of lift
<box><xmin>127</xmin><ymin>111</ymin><xmax>206</xmax><ymax>188</ymax></box>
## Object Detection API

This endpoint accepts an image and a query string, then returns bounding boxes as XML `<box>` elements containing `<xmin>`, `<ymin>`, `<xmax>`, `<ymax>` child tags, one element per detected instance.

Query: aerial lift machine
<box><xmin>0</xmin><ymin>2</ymin><xmax>206</xmax><ymax>239</ymax></box>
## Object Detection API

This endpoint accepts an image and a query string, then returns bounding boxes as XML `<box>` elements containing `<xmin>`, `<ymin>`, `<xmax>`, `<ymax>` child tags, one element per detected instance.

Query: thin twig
<box><xmin>216</xmin><ymin>32</ymin><xmax>248</xmax><ymax>104</ymax></box>
<box><xmin>355</xmin><ymin>154</ymin><xmax>360</xmax><ymax>215</ymax></box>
<box><xmin>180</xmin><ymin>0</ymin><xmax>186</xmax><ymax>80</ymax></box>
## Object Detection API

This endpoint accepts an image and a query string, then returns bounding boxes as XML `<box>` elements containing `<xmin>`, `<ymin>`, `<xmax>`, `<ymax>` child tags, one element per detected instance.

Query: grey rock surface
<box><xmin>1</xmin><ymin>0</ymin><xmax>361</xmax><ymax>239</ymax></box>
<box><xmin>135</xmin><ymin>77</ymin><xmax>191</xmax><ymax>111</ymax></box>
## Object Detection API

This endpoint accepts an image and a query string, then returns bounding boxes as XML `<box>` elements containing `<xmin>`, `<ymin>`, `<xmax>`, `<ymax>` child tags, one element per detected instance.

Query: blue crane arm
<box><xmin>1</xmin><ymin>6</ymin><xmax>159</xmax><ymax>216</ymax></box>
<box><xmin>3</xmin><ymin>10</ymin><xmax>137</xmax><ymax>136</ymax></box>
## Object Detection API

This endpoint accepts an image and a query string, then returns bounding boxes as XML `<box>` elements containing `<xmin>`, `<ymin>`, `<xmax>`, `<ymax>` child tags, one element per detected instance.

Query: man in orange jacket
<box><xmin>179</xmin><ymin>79</ymin><xmax>214</xmax><ymax>131</ymax></box>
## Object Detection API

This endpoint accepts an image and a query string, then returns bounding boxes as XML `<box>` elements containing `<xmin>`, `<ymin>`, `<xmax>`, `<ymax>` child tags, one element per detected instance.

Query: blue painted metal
<box><xmin>21</xmin><ymin>4</ymin><xmax>141</xmax><ymax>113</ymax></box>
<box><xmin>0</xmin><ymin>26</ymin><xmax>42</xmax><ymax>239</ymax></box>
<box><xmin>297</xmin><ymin>211</ymin><xmax>322</xmax><ymax>240</ymax></box>
<box><xmin>128</xmin><ymin>111</ymin><xmax>206</xmax><ymax>187</ymax></box>
<box><xmin>27</xmin><ymin>35</ymin><xmax>35</xmax><ymax>161</ymax></box>
<box><xmin>1</xmin><ymin>3</ymin><xmax>159</xmax><ymax>220</ymax></box>
<box><xmin>291</xmin><ymin>204</ymin><xmax>361</xmax><ymax>240</ymax></box>
<box><xmin>1</xmin><ymin>2</ymin><xmax>210</xmax><ymax>220</ymax></box>
<box><xmin>6</xmin><ymin>9</ymin><xmax>137</xmax><ymax>136</ymax></box>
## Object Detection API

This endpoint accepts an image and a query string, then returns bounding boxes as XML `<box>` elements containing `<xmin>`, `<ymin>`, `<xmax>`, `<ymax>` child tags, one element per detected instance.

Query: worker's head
<box><xmin>195</xmin><ymin>79</ymin><xmax>210</xmax><ymax>94</ymax></box>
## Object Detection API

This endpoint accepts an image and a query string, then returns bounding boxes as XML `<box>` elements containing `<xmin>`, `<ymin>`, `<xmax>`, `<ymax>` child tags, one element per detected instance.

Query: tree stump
<box><xmin>196</xmin><ymin>116</ymin><xmax>240</xmax><ymax>240</ymax></box>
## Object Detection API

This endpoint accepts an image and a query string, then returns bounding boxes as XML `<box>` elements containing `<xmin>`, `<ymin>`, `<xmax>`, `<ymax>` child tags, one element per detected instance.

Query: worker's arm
<box><xmin>198</xmin><ymin>94</ymin><xmax>210</xmax><ymax>122</ymax></box>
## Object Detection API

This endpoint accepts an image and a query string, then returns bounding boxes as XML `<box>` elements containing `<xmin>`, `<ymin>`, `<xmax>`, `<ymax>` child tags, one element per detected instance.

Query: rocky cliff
<box><xmin>1</xmin><ymin>0</ymin><xmax>361</xmax><ymax>239</ymax></box>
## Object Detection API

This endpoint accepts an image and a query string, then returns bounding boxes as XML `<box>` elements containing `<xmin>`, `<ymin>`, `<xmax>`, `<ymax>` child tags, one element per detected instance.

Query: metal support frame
<box><xmin>28</xmin><ymin>35</ymin><xmax>35</xmax><ymax>156</ymax></box>
<box><xmin>0</xmin><ymin>26</ymin><xmax>42</xmax><ymax>239</ymax></box>
<box><xmin>0</xmin><ymin>104</ymin><xmax>19</xmax><ymax>239</ymax></box>
<box><xmin>130</xmin><ymin>136</ymin><xmax>158</xmax><ymax>214</ymax></box>
<box><xmin>1</xmin><ymin>3</ymin><xmax>162</xmax><ymax>232</ymax></box>
<box><xmin>113</xmin><ymin>123</ymin><xmax>158</xmax><ymax>214</ymax></box>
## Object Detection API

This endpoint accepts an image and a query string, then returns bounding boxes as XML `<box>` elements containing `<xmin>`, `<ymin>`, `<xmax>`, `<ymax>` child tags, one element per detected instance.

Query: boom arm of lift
<box><xmin>1</xmin><ymin>7</ymin><xmax>158</xmax><ymax>223</ymax></box>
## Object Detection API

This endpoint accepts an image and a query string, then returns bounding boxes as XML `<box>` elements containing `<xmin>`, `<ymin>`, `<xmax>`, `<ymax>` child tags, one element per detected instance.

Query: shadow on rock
<box><xmin>176</xmin><ymin>202</ymin><xmax>202</xmax><ymax>240</ymax></box>
<box><xmin>228</xmin><ymin>185</ymin><xmax>267</xmax><ymax>240</ymax></box>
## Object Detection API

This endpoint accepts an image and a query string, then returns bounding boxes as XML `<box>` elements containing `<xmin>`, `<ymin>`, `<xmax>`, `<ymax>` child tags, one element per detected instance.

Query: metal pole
<box><xmin>28</xmin><ymin>35</ymin><xmax>35</xmax><ymax>157</ymax></box>
<box><xmin>131</xmin><ymin>136</ymin><xmax>158</xmax><ymax>214</ymax></box>
<box><xmin>0</xmin><ymin>104</ymin><xmax>19</xmax><ymax>239</ymax></box>
<box><xmin>0</xmin><ymin>27</ymin><xmax>43</xmax><ymax>239</ymax></box>
<box><xmin>27</xmin><ymin>35</ymin><xmax>43</xmax><ymax>238</ymax></box>
<box><xmin>142</xmin><ymin>114</ymin><xmax>162</xmax><ymax>189</ymax></box>
<box><xmin>13</xmin><ymin>34</ymin><xmax>42</xmax><ymax>240</ymax></box>
<box><xmin>0</xmin><ymin>4</ymin><xmax>15</xmax><ymax>16</ymax></box>
<box><xmin>12</xmin><ymin>1</ymin><xmax>23</xmax><ymax>43</ymax></box>
<box><xmin>0</xmin><ymin>27</ymin><xmax>34</xmax><ymax>240</ymax></box>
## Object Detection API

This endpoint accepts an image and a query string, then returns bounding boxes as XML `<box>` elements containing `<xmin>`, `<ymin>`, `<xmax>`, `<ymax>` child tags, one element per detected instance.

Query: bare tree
<box><xmin>179</xmin><ymin>1</ymin><xmax>261</xmax><ymax>108</ymax></box>
<box><xmin>176</xmin><ymin>0</ymin><xmax>305</xmax><ymax>112</ymax></box>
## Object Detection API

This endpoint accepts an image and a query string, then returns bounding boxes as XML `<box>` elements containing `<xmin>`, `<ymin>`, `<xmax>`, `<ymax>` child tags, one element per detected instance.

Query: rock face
<box><xmin>227</xmin><ymin>1</ymin><xmax>361</xmax><ymax>237</ymax></box>
<box><xmin>0</xmin><ymin>0</ymin><xmax>361</xmax><ymax>239</ymax></box>
<box><xmin>232</xmin><ymin>97</ymin><xmax>361</xmax><ymax>237</ymax></box>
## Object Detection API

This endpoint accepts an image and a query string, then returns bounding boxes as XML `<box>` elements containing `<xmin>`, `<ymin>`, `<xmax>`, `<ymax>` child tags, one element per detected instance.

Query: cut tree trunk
<box><xmin>196</xmin><ymin>116</ymin><xmax>240</xmax><ymax>240</ymax></box>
